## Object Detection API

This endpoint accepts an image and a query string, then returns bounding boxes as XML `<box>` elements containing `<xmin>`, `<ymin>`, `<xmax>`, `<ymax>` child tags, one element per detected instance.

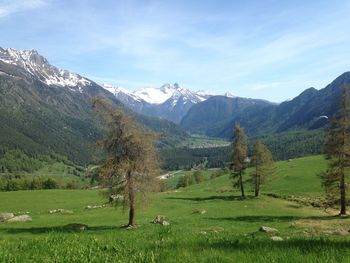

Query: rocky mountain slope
<box><xmin>105</xmin><ymin>83</ymin><xmax>228</xmax><ymax>123</ymax></box>
<box><xmin>0</xmin><ymin>48</ymin><xmax>188</xmax><ymax>164</ymax></box>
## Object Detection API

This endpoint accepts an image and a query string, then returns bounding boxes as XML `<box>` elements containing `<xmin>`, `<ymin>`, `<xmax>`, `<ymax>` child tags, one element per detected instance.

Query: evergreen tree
<box><xmin>231</xmin><ymin>123</ymin><xmax>248</xmax><ymax>198</ymax></box>
<box><xmin>322</xmin><ymin>86</ymin><xmax>350</xmax><ymax>215</ymax></box>
<box><xmin>93</xmin><ymin>98</ymin><xmax>160</xmax><ymax>227</ymax></box>
<box><xmin>250</xmin><ymin>140</ymin><xmax>275</xmax><ymax>197</ymax></box>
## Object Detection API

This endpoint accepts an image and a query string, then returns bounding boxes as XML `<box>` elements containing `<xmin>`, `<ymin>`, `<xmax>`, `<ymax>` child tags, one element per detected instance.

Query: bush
<box><xmin>0</xmin><ymin>176</ymin><xmax>81</xmax><ymax>191</ymax></box>
<box><xmin>193</xmin><ymin>170</ymin><xmax>204</xmax><ymax>183</ymax></box>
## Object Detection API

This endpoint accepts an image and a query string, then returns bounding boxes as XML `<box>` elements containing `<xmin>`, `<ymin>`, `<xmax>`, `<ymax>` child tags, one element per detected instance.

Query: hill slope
<box><xmin>181</xmin><ymin>72</ymin><xmax>350</xmax><ymax>138</ymax></box>
<box><xmin>0</xmin><ymin>48</ymin><xmax>188</xmax><ymax>164</ymax></box>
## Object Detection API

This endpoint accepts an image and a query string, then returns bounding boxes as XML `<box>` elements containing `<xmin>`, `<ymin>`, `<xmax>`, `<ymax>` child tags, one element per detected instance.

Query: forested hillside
<box><xmin>181</xmin><ymin>72</ymin><xmax>350</xmax><ymax>138</ymax></box>
<box><xmin>0</xmin><ymin>57</ymin><xmax>188</xmax><ymax>165</ymax></box>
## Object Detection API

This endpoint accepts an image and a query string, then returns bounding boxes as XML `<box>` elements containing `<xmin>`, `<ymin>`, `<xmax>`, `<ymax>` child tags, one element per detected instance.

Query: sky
<box><xmin>1</xmin><ymin>0</ymin><xmax>350</xmax><ymax>102</ymax></box>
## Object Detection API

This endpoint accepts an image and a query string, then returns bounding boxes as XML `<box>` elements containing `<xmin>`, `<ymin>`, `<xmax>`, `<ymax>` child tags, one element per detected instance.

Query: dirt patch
<box><xmin>291</xmin><ymin>218</ymin><xmax>350</xmax><ymax>236</ymax></box>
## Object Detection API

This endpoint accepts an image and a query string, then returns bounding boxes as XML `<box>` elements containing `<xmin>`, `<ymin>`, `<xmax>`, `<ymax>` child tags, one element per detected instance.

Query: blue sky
<box><xmin>1</xmin><ymin>0</ymin><xmax>350</xmax><ymax>102</ymax></box>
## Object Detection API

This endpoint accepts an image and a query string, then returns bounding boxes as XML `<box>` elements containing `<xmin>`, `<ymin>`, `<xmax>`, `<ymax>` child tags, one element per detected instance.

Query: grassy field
<box><xmin>0</xmin><ymin>155</ymin><xmax>350</xmax><ymax>262</ymax></box>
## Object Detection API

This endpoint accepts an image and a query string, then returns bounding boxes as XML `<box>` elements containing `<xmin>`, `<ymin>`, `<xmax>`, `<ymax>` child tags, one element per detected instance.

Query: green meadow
<box><xmin>1</xmin><ymin>155</ymin><xmax>350</xmax><ymax>262</ymax></box>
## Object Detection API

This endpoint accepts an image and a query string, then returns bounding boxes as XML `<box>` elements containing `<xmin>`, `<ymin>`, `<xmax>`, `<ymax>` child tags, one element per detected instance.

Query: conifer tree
<box><xmin>92</xmin><ymin>98</ymin><xmax>160</xmax><ymax>226</ymax></box>
<box><xmin>231</xmin><ymin>123</ymin><xmax>248</xmax><ymax>198</ymax></box>
<box><xmin>322</xmin><ymin>86</ymin><xmax>350</xmax><ymax>215</ymax></box>
<box><xmin>250</xmin><ymin>140</ymin><xmax>275</xmax><ymax>197</ymax></box>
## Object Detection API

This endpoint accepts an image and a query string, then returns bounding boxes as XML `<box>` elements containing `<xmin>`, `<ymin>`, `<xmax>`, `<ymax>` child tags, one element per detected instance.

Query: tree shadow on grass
<box><xmin>207</xmin><ymin>215</ymin><xmax>348</xmax><ymax>223</ymax></box>
<box><xmin>1</xmin><ymin>225</ymin><xmax>121</xmax><ymax>235</ymax></box>
<box><xmin>166</xmin><ymin>195</ymin><xmax>254</xmax><ymax>202</ymax></box>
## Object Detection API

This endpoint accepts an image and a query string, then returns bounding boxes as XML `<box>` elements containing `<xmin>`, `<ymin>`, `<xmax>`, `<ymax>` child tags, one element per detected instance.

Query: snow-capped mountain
<box><xmin>102</xmin><ymin>83</ymin><xmax>224</xmax><ymax>123</ymax></box>
<box><xmin>102</xmin><ymin>83</ymin><xmax>236</xmax><ymax>123</ymax></box>
<box><xmin>0</xmin><ymin>48</ymin><xmax>91</xmax><ymax>92</ymax></box>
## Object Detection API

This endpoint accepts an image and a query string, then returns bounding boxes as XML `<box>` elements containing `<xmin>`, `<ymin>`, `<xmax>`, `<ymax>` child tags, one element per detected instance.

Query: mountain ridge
<box><xmin>0</xmin><ymin>48</ymin><xmax>189</xmax><ymax>164</ymax></box>
<box><xmin>181</xmin><ymin>72</ymin><xmax>350</xmax><ymax>138</ymax></box>
<box><xmin>104</xmin><ymin>83</ymin><xmax>235</xmax><ymax>123</ymax></box>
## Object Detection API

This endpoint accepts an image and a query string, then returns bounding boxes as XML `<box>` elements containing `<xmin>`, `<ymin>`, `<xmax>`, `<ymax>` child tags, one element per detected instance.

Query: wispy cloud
<box><xmin>0</xmin><ymin>0</ymin><xmax>47</xmax><ymax>18</ymax></box>
<box><xmin>2</xmin><ymin>0</ymin><xmax>350</xmax><ymax>102</ymax></box>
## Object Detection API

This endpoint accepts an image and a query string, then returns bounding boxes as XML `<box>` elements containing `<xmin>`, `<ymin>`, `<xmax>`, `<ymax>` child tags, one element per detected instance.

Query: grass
<box><xmin>0</xmin><ymin>155</ymin><xmax>350</xmax><ymax>262</ymax></box>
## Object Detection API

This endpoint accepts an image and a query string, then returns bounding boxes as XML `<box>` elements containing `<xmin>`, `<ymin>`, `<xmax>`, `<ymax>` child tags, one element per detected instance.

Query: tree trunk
<box><xmin>340</xmin><ymin>170</ymin><xmax>347</xmax><ymax>215</ymax></box>
<box><xmin>254</xmin><ymin>165</ymin><xmax>259</xmax><ymax>197</ymax></box>
<box><xmin>239</xmin><ymin>172</ymin><xmax>245</xmax><ymax>198</ymax></box>
<box><xmin>128</xmin><ymin>171</ymin><xmax>136</xmax><ymax>226</ymax></box>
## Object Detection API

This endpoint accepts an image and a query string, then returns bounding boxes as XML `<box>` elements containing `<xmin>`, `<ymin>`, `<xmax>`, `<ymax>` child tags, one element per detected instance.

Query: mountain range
<box><xmin>180</xmin><ymin>73</ymin><xmax>350</xmax><ymax>138</ymax></box>
<box><xmin>1</xmin><ymin>47</ymin><xmax>350</xmax><ymax>165</ymax></box>
<box><xmin>104</xmin><ymin>83</ymin><xmax>233</xmax><ymax>123</ymax></box>
<box><xmin>0</xmin><ymin>48</ymin><xmax>187</xmax><ymax>164</ymax></box>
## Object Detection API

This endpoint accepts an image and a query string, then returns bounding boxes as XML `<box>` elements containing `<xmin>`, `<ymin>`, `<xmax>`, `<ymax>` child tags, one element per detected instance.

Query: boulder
<box><xmin>49</xmin><ymin>209</ymin><xmax>73</xmax><ymax>214</ymax></box>
<box><xmin>85</xmin><ymin>205</ymin><xmax>106</xmax><ymax>209</ymax></box>
<box><xmin>109</xmin><ymin>194</ymin><xmax>124</xmax><ymax>203</ymax></box>
<box><xmin>7</xmin><ymin>215</ymin><xmax>32</xmax><ymax>222</ymax></box>
<box><xmin>0</xmin><ymin>213</ymin><xmax>14</xmax><ymax>222</ymax></box>
<box><xmin>152</xmin><ymin>215</ymin><xmax>170</xmax><ymax>226</ymax></box>
<box><xmin>259</xmin><ymin>226</ymin><xmax>279</xmax><ymax>233</ymax></box>
<box><xmin>193</xmin><ymin>209</ymin><xmax>207</xmax><ymax>215</ymax></box>
<box><xmin>271</xmin><ymin>236</ymin><xmax>283</xmax><ymax>241</ymax></box>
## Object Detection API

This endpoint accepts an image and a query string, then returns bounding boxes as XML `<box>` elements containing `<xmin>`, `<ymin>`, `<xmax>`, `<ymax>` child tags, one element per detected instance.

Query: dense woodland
<box><xmin>160</xmin><ymin>129</ymin><xmax>325</xmax><ymax>170</ymax></box>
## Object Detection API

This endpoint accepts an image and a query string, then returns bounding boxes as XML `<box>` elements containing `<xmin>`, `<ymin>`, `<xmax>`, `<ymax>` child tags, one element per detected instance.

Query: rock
<box><xmin>64</xmin><ymin>223</ymin><xmax>88</xmax><ymax>231</ymax></box>
<box><xmin>271</xmin><ymin>236</ymin><xmax>283</xmax><ymax>241</ymax></box>
<box><xmin>7</xmin><ymin>215</ymin><xmax>32</xmax><ymax>222</ymax></box>
<box><xmin>192</xmin><ymin>209</ymin><xmax>207</xmax><ymax>215</ymax></box>
<box><xmin>109</xmin><ymin>194</ymin><xmax>124</xmax><ymax>203</ymax></box>
<box><xmin>152</xmin><ymin>215</ymin><xmax>170</xmax><ymax>226</ymax></box>
<box><xmin>49</xmin><ymin>209</ymin><xmax>73</xmax><ymax>214</ymax></box>
<box><xmin>85</xmin><ymin>205</ymin><xmax>106</xmax><ymax>209</ymax></box>
<box><xmin>0</xmin><ymin>213</ymin><xmax>14</xmax><ymax>222</ymax></box>
<box><xmin>259</xmin><ymin>226</ymin><xmax>279</xmax><ymax>233</ymax></box>
<box><xmin>162</xmin><ymin>221</ymin><xmax>170</xmax><ymax>226</ymax></box>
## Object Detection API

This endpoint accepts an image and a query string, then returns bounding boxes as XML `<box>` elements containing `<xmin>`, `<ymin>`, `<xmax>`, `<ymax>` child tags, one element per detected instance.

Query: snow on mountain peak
<box><xmin>134</xmin><ymin>85</ymin><xmax>174</xmax><ymax>104</ymax></box>
<box><xmin>0</xmin><ymin>47</ymin><xmax>91</xmax><ymax>89</ymax></box>
<box><xmin>224</xmin><ymin>91</ymin><xmax>235</xmax><ymax>98</ymax></box>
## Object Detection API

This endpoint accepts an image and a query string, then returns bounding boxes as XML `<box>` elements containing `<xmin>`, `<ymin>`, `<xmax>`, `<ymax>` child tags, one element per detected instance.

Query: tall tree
<box><xmin>322</xmin><ymin>86</ymin><xmax>350</xmax><ymax>215</ymax></box>
<box><xmin>92</xmin><ymin>98</ymin><xmax>160</xmax><ymax>226</ymax></box>
<box><xmin>250</xmin><ymin>140</ymin><xmax>275</xmax><ymax>197</ymax></box>
<box><xmin>231</xmin><ymin>123</ymin><xmax>248</xmax><ymax>198</ymax></box>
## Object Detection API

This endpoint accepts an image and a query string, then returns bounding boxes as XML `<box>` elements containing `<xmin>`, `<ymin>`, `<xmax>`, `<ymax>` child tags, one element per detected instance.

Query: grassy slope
<box><xmin>0</xmin><ymin>155</ymin><xmax>350</xmax><ymax>262</ymax></box>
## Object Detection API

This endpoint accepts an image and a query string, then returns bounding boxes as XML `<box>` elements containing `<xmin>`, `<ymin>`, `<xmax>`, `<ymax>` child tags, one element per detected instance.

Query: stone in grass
<box><xmin>192</xmin><ymin>209</ymin><xmax>207</xmax><ymax>215</ymax></box>
<box><xmin>64</xmin><ymin>223</ymin><xmax>88</xmax><ymax>231</ymax></box>
<box><xmin>259</xmin><ymin>226</ymin><xmax>279</xmax><ymax>233</ymax></box>
<box><xmin>49</xmin><ymin>209</ymin><xmax>73</xmax><ymax>214</ymax></box>
<box><xmin>85</xmin><ymin>205</ymin><xmax>106</xmax><ymax>209</ymax></box>
<box><xmin>0</xmin><ymin>213</ymin><xmax>14</xmax><ymax>222</ymax></box>
<box><xmin>271</xmin><ymin>236</ymin><xmax>283</xmax><ymax>241</ymax></box>
<box><xmin>152</xmin><ymin>215</ymin><xmax>170</xmax><ymax>226</ymax></box>
<box><xmin>7</xmin><ymin>215</ymin><xmax>32</xmax><ymax>222</ymax></box>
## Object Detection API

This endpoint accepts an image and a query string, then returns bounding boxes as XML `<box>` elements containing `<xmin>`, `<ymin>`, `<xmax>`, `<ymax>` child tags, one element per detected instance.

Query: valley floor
<box><xmin>0</xmin><ymin>156</ymin><xmax>350</xmax><ymax>262</ymax></box>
